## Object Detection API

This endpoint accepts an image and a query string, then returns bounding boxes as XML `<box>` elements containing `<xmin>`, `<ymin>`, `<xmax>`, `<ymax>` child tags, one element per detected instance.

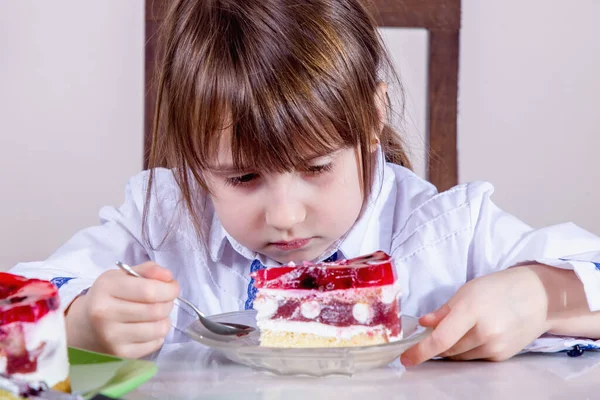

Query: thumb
<box><xmin>132</xmin><ymin>262</ymin><xmax>174</xmax><ymax>283</ymax></box>
<box><xmin>419</xmin><ymin>304</ymin><xmax>451</xmax><ymax>328</ymax></box>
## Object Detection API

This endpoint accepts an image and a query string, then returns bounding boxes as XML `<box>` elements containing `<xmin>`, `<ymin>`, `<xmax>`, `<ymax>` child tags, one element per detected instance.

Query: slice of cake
<box><xmin>251</xmin><ymin>251</ymin><xmax>402</xmax><ymax>348</ymax></box>
<box><xmin>0</xmin><ymin>273</ymin><xmax>70</xmax><ymax>392</ymax></box>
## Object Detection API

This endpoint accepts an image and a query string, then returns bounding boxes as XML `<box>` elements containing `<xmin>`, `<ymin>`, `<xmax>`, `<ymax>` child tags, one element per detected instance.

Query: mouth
<box><xmin>269</xmin><ymin>238</ymin><xmax>312</xmax><ymax>251</ymax></box>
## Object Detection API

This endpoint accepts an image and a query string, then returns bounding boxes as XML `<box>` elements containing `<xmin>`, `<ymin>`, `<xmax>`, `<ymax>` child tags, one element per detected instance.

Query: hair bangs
<box><xmin>192</xmin><ymin>32</ymin><xmax>370</xmax><ymax>174</ymax></box>
<box><xmin>228</xmin><ymin>85</ymin><xmax>361</xmax><ymax>174</ymax></box>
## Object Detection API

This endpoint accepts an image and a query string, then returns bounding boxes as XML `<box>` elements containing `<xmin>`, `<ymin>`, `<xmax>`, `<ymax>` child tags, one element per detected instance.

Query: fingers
<box><xmin>110</xmin><ymin>299</ymin><xmax>175</xmax><ymax>323</ymax></box>
<box><xmin>443</xmin><ymin>343</ymin><xmax>515</xmax><ymax>362</ymax></box>
<box><xmin>114</xmin><ymin>275</ymin><xmax>179</xmax><ymax>303</ymax></box>
<box><xmin>133</xmin><ymin>262</ymin><xmax>174</xmax><ymax>282</ymax></box>
<box><xmin>438</xmin><ymin>325</ymin><xmax>481</xmax><ymax>358</ymax></box>
<box><xmin>443</xmin><ymin>345</ymin><xmax>486</xmax><ymax>361</ymax></box>
<box><xmin>104</xmin><ymin>269</ymin><xmax>180</xmax><ymax>303</ymax></box>
<box><xmin>79</xmin><ymin>263</ymin><xmax>179</xmax><ymax>359</ymax></box>
<box><xmin>88</xmin><ymin>296</ymin><xmax>175</xmax><ymax>324</ymax></box>
<box><xmin>401</xmin><ymin>304</ymin><xmax>475</xmax><ymax>366</ymax></box>
<box><xmin>419</xmin><ymin>304</ymin><xmax>451</xmax><ymax>327</ymax></box>
<box><xmin>100</xmin><ymin>318</ymin><xmax>172</xmax><ymax>358</ymax></box>
<box><xmin>117</xmin><ymin>319</ymin><xmax>173</xmax><ymax>344</ymax></box>
<box><xmin>113</xmin><ymin>338</ymin><xmax>166</xmax><ymax>359</ymax></box>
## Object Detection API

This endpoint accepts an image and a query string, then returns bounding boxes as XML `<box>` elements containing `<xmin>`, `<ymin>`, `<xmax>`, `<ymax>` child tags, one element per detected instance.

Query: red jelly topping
<box><xmin>0</xmin><ymin>273</ymin><xmax>59</xmax><ymax>324</ymax></box>
<box><xmin>251</xmin><ymin>251</ymin><xmax>396</xmax><ymax>290</ymax></box>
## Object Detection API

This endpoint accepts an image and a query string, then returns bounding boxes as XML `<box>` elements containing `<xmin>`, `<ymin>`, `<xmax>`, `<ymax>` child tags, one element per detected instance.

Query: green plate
<box><xmin>68</xmin><ymin>347</ymin><xmax>157</xmax><ymax>399</ymax></box>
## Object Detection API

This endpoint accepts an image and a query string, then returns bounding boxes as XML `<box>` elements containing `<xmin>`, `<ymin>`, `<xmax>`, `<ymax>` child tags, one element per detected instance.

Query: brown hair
<box><xmin>144</xmin><ymin>0</ymin><xmax>411</xmax><ymax>246</ymax></box>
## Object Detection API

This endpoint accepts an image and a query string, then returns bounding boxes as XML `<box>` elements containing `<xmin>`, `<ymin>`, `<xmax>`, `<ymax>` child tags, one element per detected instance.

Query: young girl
<box><xmin>11</xmin><ymin>0</ymin><xmax>600</xmax><ymax>366</ymax></box>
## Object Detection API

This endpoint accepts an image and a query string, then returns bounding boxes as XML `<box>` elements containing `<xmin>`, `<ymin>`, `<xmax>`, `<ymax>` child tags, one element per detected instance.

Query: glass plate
<box><xmin>185</xmin><ymin>310</ymin><xmax>431</xmax><ymax>376</ymax></box>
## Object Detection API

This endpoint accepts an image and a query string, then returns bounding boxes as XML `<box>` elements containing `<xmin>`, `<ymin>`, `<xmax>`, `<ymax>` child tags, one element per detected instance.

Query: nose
<box><xmin>264</xmin><ymin>180</ymin><xmax>306</xmax><ymax>231</ymax></box>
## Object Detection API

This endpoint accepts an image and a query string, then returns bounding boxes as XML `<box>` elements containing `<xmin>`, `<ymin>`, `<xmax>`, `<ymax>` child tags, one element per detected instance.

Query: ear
<box><xmin>372</xmin><ymin>82</ymin><xmax>389</xmax><ymax>151</ymax></box>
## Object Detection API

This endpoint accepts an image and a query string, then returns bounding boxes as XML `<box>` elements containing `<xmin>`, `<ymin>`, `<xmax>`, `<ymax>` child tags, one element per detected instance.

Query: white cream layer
<box><xmin>0</xmin><ymin>309</ymin><xmax>69</xmax><ymax>387</ymax></box>
<box><xmin>258</xmin><ymin>319</ymin><xmax>401</xmax><ymax>341</ymax></box>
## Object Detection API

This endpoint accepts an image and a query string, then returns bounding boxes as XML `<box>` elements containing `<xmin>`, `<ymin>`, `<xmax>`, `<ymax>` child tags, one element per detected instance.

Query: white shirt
<box><xmin>11</xmin><ymin>155</ymin><xmax>600</xmax><ymax>348</ymax></box>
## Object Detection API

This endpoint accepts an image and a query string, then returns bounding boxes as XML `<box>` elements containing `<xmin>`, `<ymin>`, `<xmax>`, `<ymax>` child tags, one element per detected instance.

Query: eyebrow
<box><xmin>206</xmin><ymin>165</ymin><xmax>250</xmax><ymax>175</ymax></box>
<box><xmin>207</xmin><ymin>149</ymin><xmax>341</xmax><ymax>175</ymax></box>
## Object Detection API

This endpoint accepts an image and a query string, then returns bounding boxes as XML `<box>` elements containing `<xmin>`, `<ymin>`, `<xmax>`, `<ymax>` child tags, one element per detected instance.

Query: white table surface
<box><xmin>126</xmin><ymin>341</ymin><xmax>600</xmax><ymax>400</ymax></box>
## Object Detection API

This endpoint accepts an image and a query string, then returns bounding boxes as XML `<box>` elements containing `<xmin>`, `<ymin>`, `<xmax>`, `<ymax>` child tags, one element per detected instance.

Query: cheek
<box><xmin>211</xmin><ymin>196</ymin><xmax>263</xmax><ymax>249</ymax></box>
<box><xmin>206</xmin><ymin>176</ymin><xmax>242</xmax><ymax>211</ymax></box>
<box><xmin>339</xmin><ymin>154</ymin><xmax>364</xmax><ymax>204</ymax></box>
<box><xmin>208</xmin><ymin>185</ymin><xmax>259</xmax><ymax>235</ymax></box>
<box><xmin>335</xmin><ymin>179</ymin><xmax>363</xmax><ymax>222</ymax></box>
<box><xmin>313</xmin><ymin>161</ymin><xmax>363</xmax><ymax>224</ymax></box>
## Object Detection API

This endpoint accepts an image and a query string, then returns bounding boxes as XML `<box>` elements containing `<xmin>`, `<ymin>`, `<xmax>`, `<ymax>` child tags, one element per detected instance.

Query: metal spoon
<box><xmin>115</xmin><ymin>261</ymin><xmax>254</xmax><ymax>336</ymax></box>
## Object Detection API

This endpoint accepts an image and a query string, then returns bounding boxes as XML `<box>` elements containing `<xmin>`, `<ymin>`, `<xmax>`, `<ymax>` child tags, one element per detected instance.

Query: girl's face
<box><xmin>206</xmin><ymin>142</ymin><xmax>364</xmax><ymax>264</ymax></box>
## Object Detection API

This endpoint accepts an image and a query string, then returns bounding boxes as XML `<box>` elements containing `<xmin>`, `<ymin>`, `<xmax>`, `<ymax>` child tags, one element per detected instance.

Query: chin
<box><xmin>266</xmin><ymin>253</ymin><xmax>298</xmax><ymax>265</ymax></box>
<box><xmin>268</xmin><ymin>249</ymin><xmax>324</xmax><ymax>265</ymax></box>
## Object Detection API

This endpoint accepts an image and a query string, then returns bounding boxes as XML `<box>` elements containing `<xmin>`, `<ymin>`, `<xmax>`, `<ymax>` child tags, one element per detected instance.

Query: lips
<box><xmin>270</xmin><ymin>238</ymin><xmax>312</xmax><ymax>251</ymax></box>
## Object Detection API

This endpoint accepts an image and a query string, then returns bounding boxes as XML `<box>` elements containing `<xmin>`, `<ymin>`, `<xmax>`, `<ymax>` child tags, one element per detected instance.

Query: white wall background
<box><xmin>0</xmin><ymin>0</ymin><xmax>144</xmax><ymax>269</ymax></box>
<box><xmin>0</xmin><ymin>1</ymin><xmax>598</xmax><ymax>270</ymax></box>
<box><xmin>459</xmin><ymin>0</ymin><xmax>600</xmax><ymax>235</ymax></box>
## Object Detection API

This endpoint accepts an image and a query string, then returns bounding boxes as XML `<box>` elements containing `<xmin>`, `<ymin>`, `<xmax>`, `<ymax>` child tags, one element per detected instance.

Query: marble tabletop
<box><xmin>125</xmin><ymin>341</ymin><xmax>600</xmax><ymax>400</ymax></box>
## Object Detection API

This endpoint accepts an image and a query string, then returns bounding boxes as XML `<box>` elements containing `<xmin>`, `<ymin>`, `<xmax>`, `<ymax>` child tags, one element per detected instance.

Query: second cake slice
<box><xmin>251</xmin><ymin>251</ymin><xmax>402</xmax><ymax>348</ymax></box>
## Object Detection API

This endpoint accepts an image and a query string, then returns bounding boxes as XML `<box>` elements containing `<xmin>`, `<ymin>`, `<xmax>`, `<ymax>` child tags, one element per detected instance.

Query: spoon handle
<box><xmin>174</xmin><ymin>296</ymin><xmax>206</xmax><ymax>318</ymax></box>
<box><xmin>115</xmin><ymin>261</ymin><xmax>141</xmax><ymax>278</ymax></box>
<box><xmin>115</xmin><ymin>261</ymin><xmax>206</xmax><ymax>319</ymax></box>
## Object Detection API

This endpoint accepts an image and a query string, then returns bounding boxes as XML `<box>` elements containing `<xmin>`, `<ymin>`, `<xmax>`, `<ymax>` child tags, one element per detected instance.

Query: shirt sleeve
<box><xmin>9</xmin><ymin>172</ymin><xmax>153</xmax><ymax>311</ymax></box>
<box><xmin>467</xmin><ymin>182</ymin><xmax>600</xmax><ymax>311</ymax></box>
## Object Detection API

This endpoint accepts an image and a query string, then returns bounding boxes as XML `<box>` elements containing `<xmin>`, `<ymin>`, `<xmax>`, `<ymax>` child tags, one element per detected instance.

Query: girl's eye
<box><xmin>225</xmin><ymin>173</ymin><xmax>259</xmax><ymax>187</ymax></box>
<box><xmin>304</xmin><ymin>163</ymin><xmax>333</xmax><ymax>176</ymax></box>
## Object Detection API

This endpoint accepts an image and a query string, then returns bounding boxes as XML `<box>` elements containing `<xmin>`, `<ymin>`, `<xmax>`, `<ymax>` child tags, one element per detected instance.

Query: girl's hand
<box><xmin>401</xmin><ymin>266</ymin><xmax>551</xmax><ymax>366</ymax></box>
<box><xmin>65</xmin><ymin>262</ymin><xmax>179</xmax><ymax>358</ymax></box>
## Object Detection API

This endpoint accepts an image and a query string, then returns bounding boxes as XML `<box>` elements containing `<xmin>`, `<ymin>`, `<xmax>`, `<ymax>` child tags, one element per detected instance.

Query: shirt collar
<box><xmin>207</xmin><ymin>147</ymin><xmax>396</xmax><ymax>264</ymax></box>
